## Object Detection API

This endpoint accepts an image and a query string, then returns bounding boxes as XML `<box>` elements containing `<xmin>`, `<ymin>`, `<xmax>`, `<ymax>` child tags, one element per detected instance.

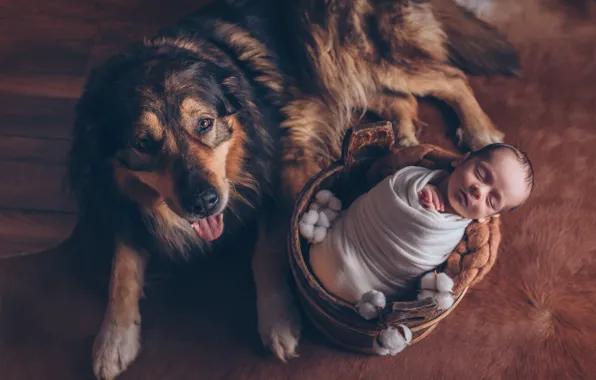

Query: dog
<box><xmin>66</xmin><ymin>0</ymin><xmax>519</xmax><ymax>378</ymax></box>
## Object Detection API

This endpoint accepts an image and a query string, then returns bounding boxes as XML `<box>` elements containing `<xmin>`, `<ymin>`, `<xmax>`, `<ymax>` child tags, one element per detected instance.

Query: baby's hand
<box><xmin>418</xmin><ymin>184</ymin><xmax>444</xmax><ymax>212</ymax></box>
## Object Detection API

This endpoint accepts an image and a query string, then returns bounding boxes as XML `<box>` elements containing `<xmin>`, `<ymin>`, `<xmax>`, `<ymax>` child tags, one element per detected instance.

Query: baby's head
<box><xmin>444</xmin><ymin>143</ymin><xmax>534</xmax><ymax>222</ymax></box>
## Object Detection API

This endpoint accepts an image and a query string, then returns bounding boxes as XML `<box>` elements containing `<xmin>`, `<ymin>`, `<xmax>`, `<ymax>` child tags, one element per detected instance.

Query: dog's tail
<box><xmin>431</xmin><ymin>0</ymin><xmax>521</xmax><ymax>76</ymax></box>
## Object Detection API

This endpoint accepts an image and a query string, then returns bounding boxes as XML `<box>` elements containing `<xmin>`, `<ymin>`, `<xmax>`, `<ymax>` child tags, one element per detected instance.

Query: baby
<box><xmin>299</xmin><ymin>143</ymin><xmax>534</xmax><ymax>354</ymax></box>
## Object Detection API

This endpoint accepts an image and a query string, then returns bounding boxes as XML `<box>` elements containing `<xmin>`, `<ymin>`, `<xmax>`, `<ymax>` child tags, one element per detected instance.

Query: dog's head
<box><xmin>70</xmin><ymin>41</ymin><xmax>251</xmax><ymax>241</ymax></box>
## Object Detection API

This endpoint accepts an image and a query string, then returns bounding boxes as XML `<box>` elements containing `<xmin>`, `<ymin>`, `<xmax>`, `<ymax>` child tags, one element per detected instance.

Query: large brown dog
<box><xmin>66</xmin><ymin>0</ymin><xmax>519</xmax><ymax>378</ymax></box>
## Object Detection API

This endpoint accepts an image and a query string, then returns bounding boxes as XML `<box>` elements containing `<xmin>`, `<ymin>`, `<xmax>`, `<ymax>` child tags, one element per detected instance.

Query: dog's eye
<box><xmin>196</xmin><ymin>118</ymin><xmax>214</xmax><ymax>134</ymax></box>
<box><xmin>134</xmin><ymin>136</ymin><xmax>159</xmax><ymax>154</ymax></box>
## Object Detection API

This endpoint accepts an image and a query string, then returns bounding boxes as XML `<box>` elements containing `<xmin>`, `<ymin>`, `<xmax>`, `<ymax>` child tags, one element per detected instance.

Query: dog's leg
<box><xmin>252</xmin><ymin>213</ymin><xmax>302</xmax><ymax>362</ymax></box>
<box><xmin>93</xmin><ymin>242</ymin><xmax>145</xmax><ymax>380</ymax></box>
<box><xmin>368</xmin><ymin>93</ymin><xmax>421</xmax><ymax>147</ymax></box>
<box><xmin>392</xmin><ymin>66</ymin><xmax>504</xmax><ymax>150</ymax></box>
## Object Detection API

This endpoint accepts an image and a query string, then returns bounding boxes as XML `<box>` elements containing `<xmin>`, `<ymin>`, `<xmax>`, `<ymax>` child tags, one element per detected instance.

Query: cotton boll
<box><xmin>328</xmin><ymin>197</ymin><xmax>342</xmax><ymax>211</ymax></box>
<box><xmin>309</xmin><ymin>202</ymin><xmax>321</xmax><ymax>212</ymax></box>
<box><xmin>312</xmin><ymin>226</ymin><xmax>328</xmax><ymax>243</ymax></box>
<box><xmin>299</xmin><ymin>222</ymin><xmax>314</xmax><ymax>241</ymax></box>
<box><xmin>357</xmin><ymin>303</ymin><xmax>378</xmax><ymax>320</ymax></box>
<box><xmin>435</xmin><ymin>273</ymin><xmax>454</xmax><ymax>293</ymax></box>
<box><xmin>321</xmin><ymin>209</ymin><xmax>338</xmax><ymax>223</ymax></box>
<box><xmin>315</xmin><ymin>190</ymin><xmax>334</xmax><ymax>205</ymax></box>
<box><xmin>435</xmin><ymin>292</ymin><xmax>455</xmax><ymax>311</ymax></box>
<box><xmin>316</xmin><ymin>211</ymin><xmax>330</xmax><ymax>228</ymax></box>
<box><xmin>369</xmin><ymin>291</ymin><xmax>386</xmax><ymax>308</ymax></box>
<box><xmin>301</xmin><ymin>210</ymin><xmax>319</xmax><ymax>225</ymax></box>
<box><xmin>397</xmin><ymin>324</ymin><xmax>412</xmax><ymax>344</ymax></box>
<box><xmin>359</xmin><ymin>289</ymin><xmax>385</xmax><ymax>307</ymax></box>
<box><xmin>372</xmin><ymin>340</ymin><xmax>391</xmax><ymax>356</ymax></box>
<box><xmin>418</xmin><ymin>289</ymin><xmax>436</xmax><ymax>300</ymax></box>
<box><xmin>378</xmin><ymin>327</ymin><xmax>408</xmax><ymax>353</ymax></box>
<box><xmin>420</xmin><ymin>272</ymin><xmax>436</xmax><ymax>290</ymax></box>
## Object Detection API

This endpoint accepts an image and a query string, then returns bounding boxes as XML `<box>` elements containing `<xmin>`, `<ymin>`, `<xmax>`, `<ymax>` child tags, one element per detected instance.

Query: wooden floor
<box><xmin>0</xmin><ymin>0</ymin><xmax>212</xmax><ymax>258</ymax></box>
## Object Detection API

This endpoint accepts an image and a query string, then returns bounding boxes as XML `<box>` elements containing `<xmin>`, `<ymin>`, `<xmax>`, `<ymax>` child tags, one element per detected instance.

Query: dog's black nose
<box><xmin>192</xmin><ymin>189</ymin><xmax>220</xmax><ymax>216</ymax></box>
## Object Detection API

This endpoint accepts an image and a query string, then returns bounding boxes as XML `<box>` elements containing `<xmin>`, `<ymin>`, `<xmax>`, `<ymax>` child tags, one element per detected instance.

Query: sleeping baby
<box><xmin>299</xmin><ymin>143</ymin><xmax>534</xmax><ymax>355</ymax></box>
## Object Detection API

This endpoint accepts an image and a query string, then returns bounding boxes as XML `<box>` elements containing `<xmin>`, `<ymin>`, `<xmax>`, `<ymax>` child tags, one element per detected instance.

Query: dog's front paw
<box><xmin>257</xmin><ymin>289</ymin><xmax>302</xmax><ymax>362</ymax></box>
<box><xmin>457</xmin><ymin>127</ymin><xmax>505</xmax><ymax>151</ymax></box>
<box><xmin>373</xmin><ymin>325</ymin><xmax>412</xmax><ymax>356</ymax></box>
<box><xmin>356</xmin><ymin>289</ymin><xmax>387</xmax><ymax>320</ymax></box>
<box><xmin>397</xmin><ymin>135</ymin><xmax>420</xmax><ymax>147</ymax></box>
<box><xmin>92</xmin><ymin>320</ymin><xmax>141</xmax><ymax>380</ymax></box>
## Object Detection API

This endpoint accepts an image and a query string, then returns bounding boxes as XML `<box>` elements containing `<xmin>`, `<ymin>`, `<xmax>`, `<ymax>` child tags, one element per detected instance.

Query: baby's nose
<box><xmin>471</xmin><ymin>185</ymin><xmax>482</xmax><ymax>200</ymax></box>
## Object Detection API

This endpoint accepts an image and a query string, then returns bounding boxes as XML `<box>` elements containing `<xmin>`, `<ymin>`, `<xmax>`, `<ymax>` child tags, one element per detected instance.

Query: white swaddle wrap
<box><xmin>309</xmin><ymin>166</ymin><xmax>472</xmax><ymax>303</ymax></box>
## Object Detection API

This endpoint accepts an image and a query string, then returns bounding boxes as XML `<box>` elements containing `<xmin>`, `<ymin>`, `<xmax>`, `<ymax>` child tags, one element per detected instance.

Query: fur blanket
<box><xmin>0</xmin><ymin>1</ymin><xmax>595</xmax><ymax>379</ymax></box>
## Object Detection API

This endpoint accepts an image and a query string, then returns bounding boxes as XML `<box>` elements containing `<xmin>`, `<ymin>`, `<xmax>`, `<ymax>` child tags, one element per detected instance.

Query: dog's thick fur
<box><xmin>67</xmin><ymin>0</ymin><xmax>519</xmax><ymax>378</ymax></box>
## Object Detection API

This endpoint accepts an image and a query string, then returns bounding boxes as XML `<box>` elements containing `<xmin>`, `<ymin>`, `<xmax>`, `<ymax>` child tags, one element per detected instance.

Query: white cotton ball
<box><xmin>312</xmin><ymin>226</ymin><xmax>328</xmax><ymax>243</ymax></box>
<box><xmin>420</xmin><ymin>272</ymin><xmax>436</xmax><ymax>290</ymax></box>
<box><xmin>315</xmin><ymin>189</ymin><xmax>334</xmax><ymax>205</ymax></box>
<box><xmin>316</xmin><ymin>211</ymin><xmax>330</xmax><ymax>228</ymax></box>
<box><xmin>357</xmin><ymin>302</ymin><xmax>378</xmax><ymax>320</ymax></box>
<box><xmin>301</xmin><ymin>209</ymin><xmax>319</xmax><ymax>225</ymax></box>
<box><xmin>309</xmin><ymin>202</ymin><xmax>321</xmax><ymax>212</ymax></box>
<box><xmin>321</xmin><ymin>208</ymin><xmax>338</xmax><ymax>223</ymax></box>
<box><xmin>372</xmin><ymin>340</ymin><xmax>391</xmax><ymax>356</ymax></box>
<box><xmin>359</xmin><ymin>289</ymin><xmax>384</xmax><ymax>305</ymax></box>
<box><xmin>435</xmin><ymin>273</ymin><xmax>454</xmax><ymax>293</ymax></box>
<box><xmin>435</xmin><ymin>292</ymin><xmax>455</xmax><ymax>311</ymax></box>
<box><xmin>417</xmin><ymin>289</ymin><xmax>436</xmax><ymax>300</ymax></box>
<box><xmin>328</xmin><ymin>197</ymin><xmax>342</xmax><ymax>211</ymax></box>
<box><xmin>299</xmin><ymin>222</ymin><xmax>314</xmax><ymax>241</ymax></box>
<box><xmin>378</xmin><ymin>327</ymin><xmax>408</xmax><ymax>353</ymax></box>
<box><xmin>369</xmin><ymin>291</ymin><xmax>386</xmax><ymax>308</ymax></box>
<box><xmin>397</xmin><ymin>324</ymin><xmax>412</xmax><ymax>344</ymax></box>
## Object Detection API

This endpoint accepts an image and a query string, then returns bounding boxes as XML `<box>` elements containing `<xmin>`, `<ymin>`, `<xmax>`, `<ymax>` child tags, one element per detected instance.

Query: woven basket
<box><xmin>288</xmin><ymin>121</ymin><xmax>501</xmax><ymax>354</ymax></box>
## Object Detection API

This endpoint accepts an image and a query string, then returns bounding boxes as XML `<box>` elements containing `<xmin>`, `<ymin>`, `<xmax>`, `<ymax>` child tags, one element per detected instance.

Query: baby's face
<box><xmin>446</xmin><ymin>149</ymin><xmax>529</xmax><ymax>220</ymax></box>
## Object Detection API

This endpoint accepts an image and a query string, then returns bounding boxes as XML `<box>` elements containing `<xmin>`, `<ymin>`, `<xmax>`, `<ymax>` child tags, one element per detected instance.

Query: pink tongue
<box><xmin>192</xmin><ymin>214</ymin><xmax>224</xmax><ymax>241</ymax></box>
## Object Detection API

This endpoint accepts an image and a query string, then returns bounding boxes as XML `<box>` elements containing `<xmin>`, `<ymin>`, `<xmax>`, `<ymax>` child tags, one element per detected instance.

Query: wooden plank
<box><xmin>0</xmin><ymin>135</ymin><xmax>71</xmax><ymax>165</ymax></box>
<box><xmin>0</xmin><ymin>210</ymin><xmax>76</xmax><ymax>259</ymax></box>
<box><xmin>0</xmin><ymin>93</ymin><xmax>76</xmax><ymax>139</ymax></box>
<box><xmin>0</xmin><ymin>75</ymin><xmax>84</xmax><ymax>99</ymax></box>
<box><xmin>0</xmin><ymin>0</ymin><xmax>98</xmax><ymax>21</ymax></box>
<box><xmin>94</xmin><ymin>0</ymin><xmax>214</xmax><ymax>24</ymax></box>
<box><xmin>0</xmin><ymin>161</ymin><xmax>75</xmax><ymax>212</ymax></box>
<box><xmin>0</xmin><ymin>16</ymin><xmax>97</xmax><ymax>77</ymax></box>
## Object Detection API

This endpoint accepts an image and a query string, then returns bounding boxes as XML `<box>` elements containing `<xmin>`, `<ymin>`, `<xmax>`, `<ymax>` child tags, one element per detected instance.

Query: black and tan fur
<box><xmin>67</xmin><ymin>0</ymin><xmax>519</xmax><ymax>378</ymax></box>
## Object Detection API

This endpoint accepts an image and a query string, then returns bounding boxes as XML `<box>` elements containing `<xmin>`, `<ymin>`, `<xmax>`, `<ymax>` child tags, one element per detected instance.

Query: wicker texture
<box><xmin>288</xmin><ymin>121</ymin><xmax>502</xmax><ymax>354</ymax></box>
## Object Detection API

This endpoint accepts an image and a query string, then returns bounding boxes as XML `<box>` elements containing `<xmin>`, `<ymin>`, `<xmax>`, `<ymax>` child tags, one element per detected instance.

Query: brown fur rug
<box><xmin>1</xmin><ymin>0</ymin><xmax>595</xmax><ymax>379</ymax></box>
